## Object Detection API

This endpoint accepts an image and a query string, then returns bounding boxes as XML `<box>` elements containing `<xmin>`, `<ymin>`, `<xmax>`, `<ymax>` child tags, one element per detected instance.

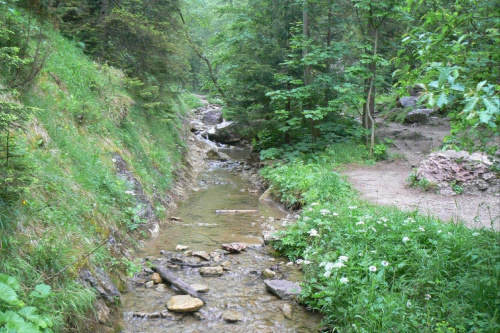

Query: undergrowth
<box><xmin>0</xmin><ymin>14</ymin><xmax>198</xmax><ymax>331</ymax></box>
<box><xmin>262</xmin><ymin>147</ymin><xmax>500</xmax><ymax>332</ymax></box>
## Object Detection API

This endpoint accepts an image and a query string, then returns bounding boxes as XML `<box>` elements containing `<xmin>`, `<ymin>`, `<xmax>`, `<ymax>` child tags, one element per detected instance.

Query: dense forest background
<box><xmin>0</xmin><ymin>0</ymin><xmax>498</xmax><ymax>331</ymax></box>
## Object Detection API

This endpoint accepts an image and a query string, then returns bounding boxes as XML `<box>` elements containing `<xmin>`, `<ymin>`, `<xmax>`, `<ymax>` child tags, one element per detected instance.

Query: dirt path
<box><xmin>343</xmin><ymin>120</ymin><xmax>500</xmax><ymax>230</ymax></box>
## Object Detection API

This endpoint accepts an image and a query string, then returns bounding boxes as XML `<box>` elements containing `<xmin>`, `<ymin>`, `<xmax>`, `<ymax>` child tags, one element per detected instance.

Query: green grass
<box><xmin>1</xmin><ymin>17</ymin><xmax>199</xmax><ymax>331</ymax></box>
<box><xmin>262</xmin><ymin>149</ymin><xmax>500</xmax><ymax>332</ymax></box>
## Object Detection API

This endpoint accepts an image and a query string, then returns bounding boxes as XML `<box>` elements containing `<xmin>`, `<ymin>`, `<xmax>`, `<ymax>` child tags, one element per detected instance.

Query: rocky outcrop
<box><xmin>79</xmin><ymin>268</ymin><xmax>121</xmax><ymax>304</ymax></box>
<box><xmin>202</xmin><ymin>109</ymin><xmax>223</xmax><ymax>125</ymax></box>
<box><xmin>207</xmin><ymin>121</ymin><xmax>243</xmax><ymax>144</ymax></box>
<box><xmin>404</xmin><ymin>108</ymin><xmax>438</xmax><ymax>124</ymax></box>
<box><xmin>206</xmin><ymin>148</ymin><xmax>230</xmax><ymax>161</ymax></box>
<box><xmin>416</xmin><ymin>150</ymin><xmax>499</xmax><ymax>195</ymax></box>
<box><xmin>264</xmin><ymin>279</ymin><xmax>302</xmax><ymax>299</ymax></box>
<box><xmin>397</xmin><ymin>96</ymin><xmax>419</xmax><ymax>108</ymax></box>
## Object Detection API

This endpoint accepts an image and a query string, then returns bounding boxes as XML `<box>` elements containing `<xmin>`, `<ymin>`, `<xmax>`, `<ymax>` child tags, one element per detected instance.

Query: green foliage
<box><xmin>0</xmin><ymin>274</ymin><xmax>54</xmax><ymax>333</ymax></box>
<box><xmin>263</xmin><ymin>150</ymin><xmax>500</xmax><ymax>332</ymax></box>
<box><xmin>407</xmin><ymin>170</ymin><xmax>438</xmax><ymax>192</ymax></box>
<box><xmin>395</xmin><ymin>0</ymin><xmax>499</xmax><ymax>156</ymax></box>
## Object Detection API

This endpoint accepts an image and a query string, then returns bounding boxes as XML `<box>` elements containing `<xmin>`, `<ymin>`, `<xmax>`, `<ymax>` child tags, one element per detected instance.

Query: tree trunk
<box><xmin>152</xmin><ymin>265</ymin><xmax>206</xmax><ymax>303</ymax></box>
<box><xmin>365</xmin><ymin>27</ymin><xmax>378</xmax><ymax>156</ymax></box>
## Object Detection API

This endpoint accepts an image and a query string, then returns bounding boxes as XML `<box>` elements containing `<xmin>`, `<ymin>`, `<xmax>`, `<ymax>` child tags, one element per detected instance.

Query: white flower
<box><xmin>324</xmin><ymin>262</ymin><xmax>334</xmax><ymax>271</ymax></box>
<box><xmin>406</xmin><ymin>300</ymin><xmax>412</xmax><ymax>307</ymax></box>
<box><xmin>308</xmin><ymin>229</ymin><xmax>320</xmax><ymax>237</ymax></box>
<box><xmin>419</xmin><ymin>227</ymin><xmax>425</xmax><ymax>232</ymax></box>
<box><xmin>356</xmin><ymin>221</ymin><xmax>365</xmax><ymax>225</ymax></box>
<box><xmin>402</xmin><ymin>236</ymin><xmax>410</xmax><ymax>243</ymax></box>
<box><xmin>332</xmin><ymin>213</ymin><xmax>339</xmax><ymax>216</ymax></box>
<box><xmin>338</xmin><ymin>256</ymin><xmax>349</xmax><ymax>262</ymax></box>
<box><xmin>381</xmin><ymin>260</ymin><xmax>389</xmax><ymax>267</ymax></box>
<box><xmin>380</xmin><ymin>217</ymin><xmax>388</xmax><ymax>222</ymax></box>
<box><xmin>370</xmin><ymin>227</ymin><xmax>377</xmax><ymax>232</ymax></box>
<box><xmin>425</xmin><ymin>294</ymin><xmax>432</xmax><ymax>301</ymax></box>
<box><xmin>308</xmin><ymin>208</ymin><xmax>313</xmax><ymax>211</ymax></box>
<box><xmin>437</xmin><ymin>230</ymin><xmax>442</xmax><ymax>234</ymax></box>
<box><xmin>348</xmin><ymin>206</ymin><xmax>358</xmax><ymax>210</ymax></box>
<box><xmin>357</xmin><ymin>229</ymin><xmax>366</xmax><ymax>233</ymax></box>
<box><xmin>340</xmin><ymin>277</ymin><xmax>349</xmax><ymax>284</ymax></box>
<box><xmin>319</xmin><ymin>262</ymin><xmax>326</xmax><ymax>267</ymax></box>
<box><xmin>320</xmin><ymin>209</ymin><xmax>331</xmax><ymax>216</ymax></box>
<box><xmin>332</xmin><ymin>261</ymin><xmax>345</xmax><ymax>269</ymax></box>
<box><xmin>472</xmin><ymin>232</ymin><xmax>480</xmax><ymax>236</ymax></box>
<box><xmin>323</xmin><ymin>270</ymin><xmax>332</xmax><ymax>277</ymax></box>
<box><xmin>369</xmin><ymin>265</ymin><xmax>377</xmax><ymax>272</ymax></box>
<box><xmin>311</xmin><ymin>202</ymin><xmax>320</xmax><ymax>206</ymax></box>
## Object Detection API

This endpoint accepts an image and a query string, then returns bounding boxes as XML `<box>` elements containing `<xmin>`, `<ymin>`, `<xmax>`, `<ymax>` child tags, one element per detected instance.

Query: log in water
<box><xmin>215</xmin><ymin>209</ymin><xmax>259</xmax><ymax>214</ymax></box>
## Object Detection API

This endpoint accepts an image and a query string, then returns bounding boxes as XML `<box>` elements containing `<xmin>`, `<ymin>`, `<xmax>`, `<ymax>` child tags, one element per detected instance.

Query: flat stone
<box><xmin>155</xmin><ymin>284</ymin><xmax>166</xmax><ymax>292</ymax></box>
<box><xmin>222</xmin><ymin>310</ymin><xmax>243</xmax><ymax>322</ymax></box>
<box><xmin>176</xmin><ymin>245</ymin><xmax>189</xmax><ymax>251</ymax></box>
<box><xmin>398</xmin><ymin>96</ymin><xmax>419</xmax><ymax>108</ymax></box>
<box><xmin>151</xmin><ymin>273</ymin><xmax>162</xmax><ymax>284</ymax></box>
<box><xmin>145</xmin><ymin>281</ymin><xmax>154</xmax><ymax>289</ymax></box>
<box><xmin>221</xmin><ymin>261</ymin><xmax>232</xmax><ymax>271</ymax></box>
<box><xmin>192</xmin><ymin>251</ymin><xmax>210</xmax><ymax>261</ymax></box>
<box><xmin>264</xmin><ymin>280</ymin><xmax>302</xmax><ymax>299</ymax></box>
<box><xmin>191</xmin><ymin>284</ymin><xmax>209</xmax><ymax>293</ymax></box>
<box><xmin>166</xmin><ymin>295</ymin><xmax>204</xmax><ymax>312</ymax></box>
<box><xmin>199</xmin><ymin>266</ymin><xmax>224</xmax><ymax>276</ymax></box>
<box><xmin>222</xmin><ymin>243</ymin><xmax>247</xmax><ymax>253</ymax></box>
<box><xmin>280</xmin><ymin>303</ymin><xmax>293</xmax><ymax>320</ymax></box>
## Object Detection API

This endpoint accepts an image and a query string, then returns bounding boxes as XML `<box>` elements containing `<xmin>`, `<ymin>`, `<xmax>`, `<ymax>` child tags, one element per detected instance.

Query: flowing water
<box><xmin>121</xmin><ymin>147</ymin><xmax>321</xmax><ymax>332</ymax></box>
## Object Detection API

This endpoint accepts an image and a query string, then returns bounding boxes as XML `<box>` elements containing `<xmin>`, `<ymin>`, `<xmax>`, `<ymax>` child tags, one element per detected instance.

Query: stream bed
<box><xmin>121</xmin><ymin>147</ymin><xmax>321</xmax><ymax>332</ymax></box>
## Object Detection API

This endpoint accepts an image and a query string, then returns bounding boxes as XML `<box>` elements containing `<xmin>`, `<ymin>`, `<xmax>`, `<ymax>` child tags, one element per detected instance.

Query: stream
<box><xmin>121</xmin><ymin>146</ymin><xmax>321</xmax><ymax>332</ymax></box>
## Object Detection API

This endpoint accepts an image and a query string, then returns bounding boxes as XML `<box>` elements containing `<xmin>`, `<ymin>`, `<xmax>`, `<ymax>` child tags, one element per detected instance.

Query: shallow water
<box><xmin>121</xmin><ymin>148</ymin><xmax>321</xmax><ymax>332</ymax></box>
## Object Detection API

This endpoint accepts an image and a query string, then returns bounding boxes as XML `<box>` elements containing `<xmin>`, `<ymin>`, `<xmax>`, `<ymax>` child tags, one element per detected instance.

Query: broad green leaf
<box><xmin>450</xmin><ymin>83</ymin><xmax>465</xmax><ymax>91</ymax></box>
<box><xmin>464</xmin><ymin>97</ymin><xmax>479</xmax><ymax>113</ymax></box>
<box><xmin>479</xmin><ymin>111</ymin><xmax>492</xmax><ymax>124</ymax></box>
<box><xmin>0</xmin><ymin>283</ymin><xmax>20</xmax><ymax>306</ymax></box>
<box><xmin>0</xmin><ymin>274</ymin><xmax>20</xmax><ymax>290</ymax></box>
<box><xmin>482</xmin><ymin>97</ymin><xmax>499</xmax><ymax>114</ymax></box>
<box><xmin>437</xmin><ymin>92</ymin><xmax>448</xmax><ymax>108</ymax></box>
<box><xmin>429</xmin><ymin>81</ymin><xmax>439</xmax><ymax>88</ymax></box>
<box><xmin>476</xmin><ymin>80</ymin><xmax>487</xmax><ymax>91</ymax></box>
<box><xmin>29</xmin><ymin>284</ymin><xmax>51</xmax><ymax>299</ymax></box>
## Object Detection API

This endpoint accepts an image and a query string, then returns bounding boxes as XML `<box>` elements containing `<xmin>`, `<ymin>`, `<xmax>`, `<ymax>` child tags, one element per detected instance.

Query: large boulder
<box><xmin>206</xmin><ymin>148</ymin><xmax>231</xmax><ymax>161</ymax></box>
<box><xmin>404</xmin><ymin>108</ymin><xmax>437</xmax><ymax>124</ymax></box>
<box><xmin>202</xmin><ymin>109</ymin><xmax>223</xmax><ymax>125</ymax></box>
<box><xmin>166</xmin><ymin>295</ymin><xmax>204</xmax><ymax>312</ymax></box>
<box><xmin>207</xmin><ymin>121</ymin><xmax>243</xmax><ymax>144</ymax></box>
<box><xmin>398</xmin><ymin>96</ymin><xmax>419</xmax><ymax>108</ymax></box>
<box><xmin>264</xmin><ymin>279</ymin><xmax>302</xmax><ymax>299</ymax></box>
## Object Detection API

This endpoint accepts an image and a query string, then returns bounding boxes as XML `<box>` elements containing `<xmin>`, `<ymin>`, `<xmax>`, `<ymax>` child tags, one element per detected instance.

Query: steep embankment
<box><xmin>1</xmin><ymin>24</ymin><xmax>199</xmax><ymax>332</ymax></box>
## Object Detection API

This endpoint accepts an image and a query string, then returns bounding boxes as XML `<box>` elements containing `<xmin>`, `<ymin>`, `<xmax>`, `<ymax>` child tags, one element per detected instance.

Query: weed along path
<box><xmin>120</xmin><ymin>103</ymin><xmax>321</xmax><ymax>332</ymax></box>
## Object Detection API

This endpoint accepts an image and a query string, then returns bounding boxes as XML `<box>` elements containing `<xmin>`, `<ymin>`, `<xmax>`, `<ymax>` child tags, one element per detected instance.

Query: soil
<box><xmin>343</xmin><ymin>117</ymin><xmax>500</xmax><ymax>230</ymax></box>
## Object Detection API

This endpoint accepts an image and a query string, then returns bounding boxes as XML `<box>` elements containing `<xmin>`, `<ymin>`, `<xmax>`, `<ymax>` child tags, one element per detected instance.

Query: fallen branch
<box><xmin>152</xmin><ymin>265</ymin><xmax>206</xmax><ymax>303</ymax></box>
<box><xmin>215</xmin><ymin>210</ymin><xmax>259</xmax><ymax>214</ymax></box>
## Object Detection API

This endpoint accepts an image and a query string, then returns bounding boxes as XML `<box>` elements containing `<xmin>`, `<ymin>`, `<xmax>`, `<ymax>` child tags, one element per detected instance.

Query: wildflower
<box><xmin>348</xmin><ymin>206</ymin><xmax>358</xmax><ymax>210</ymax></box>
<box><xmin>308</xmin><ymin>229</ymin><xmax>320</xmax><ymax>237</ymax></box>
<box><xmin>338</xmin><ymin>256</ymin><xmax>349</xmax><ymax>262</ymax></box>
<box><xmin>406</xmin><ymin>300</ymin><xmax>412</xmax><ymax>307</ymax></box>
<box><xmin>320</xmin><ymin>209</ymin><xmax>331</xmax><ymax>216</ymax></box>
<box><xmin>332</xmin><ymin>262</ymin><xmax>345</xmax><ymax>269</ymax></box>
<box><xmin>22</xmin><ymin>200</ymin><xmax>27</xmax><ymax>205</ymax></box>
<box><xmin>419</xmin><ymin>227</ymin><xmax>425</xmax><ymax>232</ymax></box>
<box><xmin>369</xmin><ymin>265</ymin><xmax>377</xmax><ymax>272</ymax></box>
<box><xmin>356</xmin><ymin>221</ymin><xmax>365</xmax><ymax>225</ymax></box>
<box><xmin>357</xmin><ymin>229</ymin><xmax>366</xmax><ymax>233</ymax></box>
<box><xmin>381</xmin><ymin>260</ymin><xmax>389</xmax><ymax>267</ymax></box>
<box><xmin>402</xmin><ymin>236</ymin><xmax>410</xmax><ymax>243</ymax></box>
<box><xmin>340</xmin><ymin>277</ymin><xmax>349</xmax><ymax>284</ymax></box>
<box><xmin>324</xmin><ymin>270</ymin><xmax>332</xmax><ymax>277</ymax></box>
<box><xmin>472</xmin><ymin>232</ymin><xmax>480</xmax><ymax>236</ymax></box>
<box><xmin>425</xmin><ymin>294</ymin><xmax>432</xmax><ymax>301</ymax></box>
<box><xmin>319</xmin><ymin>262</ymin><xmax>326</xmax><ymax>267</ymax></box>
<box><xmin>308</xmin><ymin>208</ymin><xmax>313</xmax><ymax>211</ymax></box>
<box><xmin>380</xmin><ymin>217</ymin><xmax>388</xmax><ymax>222</ymax></box>
<box><xmin>332</xmin><ymin>213</ymin><xmax>339</xmax><ymax>216</ymax></box>
<box><xmin>311</xmin><ymin>202</ymin><xmax>320</xmax><ymax>206</ymax></box>
<box><xmin>437</xmin><ymin>230</ymin><xmax>442</xmax><ymax>234</ymax></box>
<box><xmin>370</xmin><ymin>227</ymin><xmax>377</xmax><ymax>232</ymax></box>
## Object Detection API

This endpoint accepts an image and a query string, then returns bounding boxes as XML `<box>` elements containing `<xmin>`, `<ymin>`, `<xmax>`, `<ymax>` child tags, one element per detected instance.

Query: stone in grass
<box><xmin>199</xmin><ymin>266</ymin><xmax>224</xmax><ymax>276</ymax></box>
<box><xmin>166</xmin><ymin>295</ymin><xmax>204</xmax><ymax>312</ymax></box>
<box><xmin>222</xmin><ymin>310</ymin><xmax>243</xmax><ymax>322</ymax></box>
<box><xmin>190</xmin><ymin>284</ymin><xmax>209</xmax><ymax>293</ymax></box>
<box><xmin>264</xmin><ymin>280</ymin><xmax>302</xmax><ymax>300</ymax></box>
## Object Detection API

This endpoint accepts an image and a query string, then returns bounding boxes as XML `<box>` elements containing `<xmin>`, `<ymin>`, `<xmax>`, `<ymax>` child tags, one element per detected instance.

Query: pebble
<box><xmin>222</xmin><ymin>310</ymin><xmax>243</xmax><ymax>322</ymax></box>
<box><xmin>166</xmin><ymin>295</ymin><xmax>204</xmax><ymax>312</ymax></box>
<box><xmin>176</xmin><ymin>245</ymin><xmax>190</xmax><ymax>251</ymax></box>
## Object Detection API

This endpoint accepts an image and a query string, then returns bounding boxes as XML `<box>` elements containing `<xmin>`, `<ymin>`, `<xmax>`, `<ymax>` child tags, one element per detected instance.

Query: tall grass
<box><xmin>262</xmin><ymin>148</ymin><xmax>500</xmax><ymax>332</ymax></box>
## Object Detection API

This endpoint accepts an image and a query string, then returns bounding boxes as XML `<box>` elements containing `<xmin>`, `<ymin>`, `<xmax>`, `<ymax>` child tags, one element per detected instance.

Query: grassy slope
<box><xmin>262</xmin><ymin>144</ymin><xmax>500</xmax><ymax>333</ymax></box>
<box><xmin>0</xmin><ymin>24</ymin><xmax>198</xmax><ymax>331</ymax></box>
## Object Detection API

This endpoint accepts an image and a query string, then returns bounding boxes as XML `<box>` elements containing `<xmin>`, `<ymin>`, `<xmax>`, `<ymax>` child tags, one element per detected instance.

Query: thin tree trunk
<box><xmin>366</xmin><ymin>28</ymin><xmax>378</xmax><ymax>156</ymax></box>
